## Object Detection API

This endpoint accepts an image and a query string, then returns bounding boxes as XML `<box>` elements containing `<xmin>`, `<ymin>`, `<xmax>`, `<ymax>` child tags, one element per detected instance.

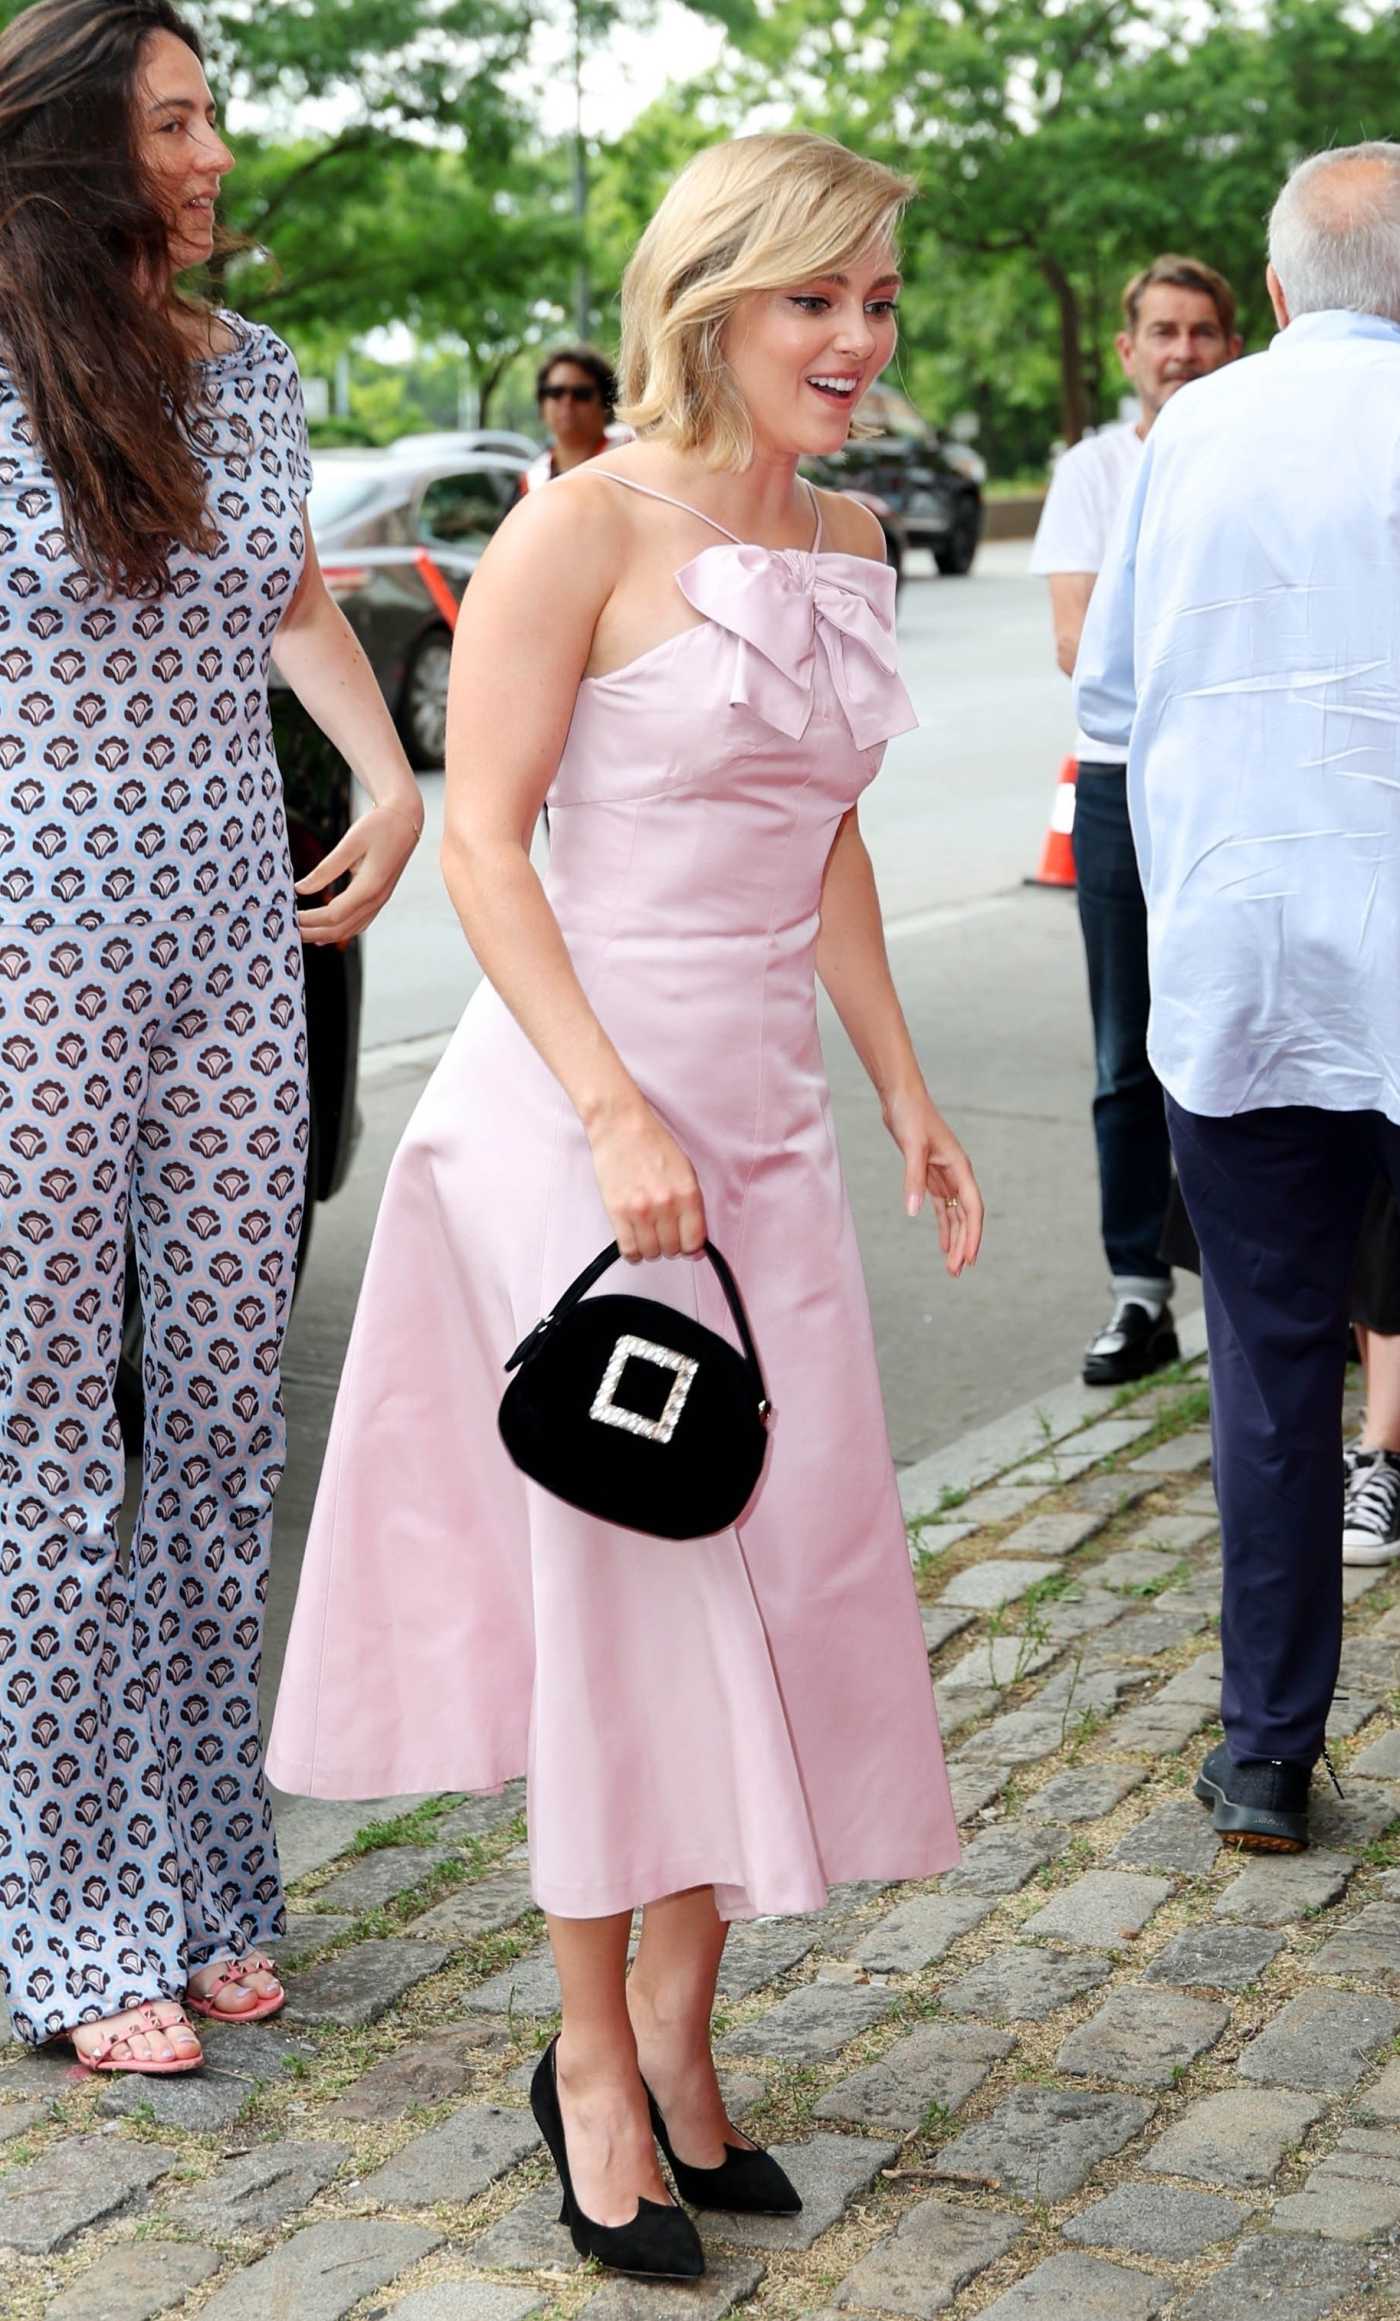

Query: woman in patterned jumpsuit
<box><xmin>0</xmin><ymin>0</ymin><xmax>422</xmax><ymax>2070</ymax></box>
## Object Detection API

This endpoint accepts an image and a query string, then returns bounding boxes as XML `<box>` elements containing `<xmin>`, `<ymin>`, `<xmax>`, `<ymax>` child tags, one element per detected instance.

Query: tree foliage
<box><xmin>3</xmin><ymin>0</ymin><xmax>1397</xmax><ymax>466</ymax></box>
<box><xmin>226</xmin><ymin>134</ymin><xmax>578</xmax><ymax>419</ymax></box>
<box><xmin>705</xmin><ymin>0</ymin><xmax>1400</xmax><ymax>447</ymax></box>
<box><xmin>197</xmin><ymin>0</ymin><xmax>568</xmax><ymax>404</ymax></box>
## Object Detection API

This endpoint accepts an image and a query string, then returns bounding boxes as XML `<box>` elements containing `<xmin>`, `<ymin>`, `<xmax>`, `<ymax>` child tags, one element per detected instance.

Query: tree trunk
<box><xmin>477</xmin><ymin>353</ymin><xmax>515</xmax><ymax>428</ymax></box>
<box><xmin>1039</xmin><ymin>251</ymin><xmax>1089</xmax><ymax>444</ymax></box>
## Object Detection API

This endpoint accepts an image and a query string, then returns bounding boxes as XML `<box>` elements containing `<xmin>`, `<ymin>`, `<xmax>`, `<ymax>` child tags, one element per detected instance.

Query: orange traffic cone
<box><xmin>1025</xmin><ymin>756</ymin><xmax>1078</xmax><ymax>888</ymax></box>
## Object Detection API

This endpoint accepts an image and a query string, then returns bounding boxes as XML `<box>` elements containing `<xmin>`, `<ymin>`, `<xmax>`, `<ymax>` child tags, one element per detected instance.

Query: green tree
<box><xmin>201</xmin><ymin>0</ymin><xmax>556</xmax><ymax>353</ymax></box>
<box><xmin>566</xmin><ymin>0</ymin><xmax>757</xmax><ymax>330</ymax></box>
<box><xmin>196</xmin><ymin>0</ymin><xmax>536</xmax><ymax>160</ymax></box>
<box><xmin>0</xmin><ymin>0</ymin><xmax>553</xmax><ymax>337</ymax></box>
<box><xmin>227</xmin><ymin>134</ymin><xmax>576</xmax><ymax>420</ymax></box>
<box><xmin>717</xmin><ymin>0</ymin><xmax>1400</xmax><ymax>446</ymax></box>
<box><xmin>893</xmin><ymin>249</ymin><xmax>1066</xmax><ymax>479</ymax></box>
<box><xmin>586</xmin><ymin>84</ymin><xmax>741</xmax><ymax>336</ymax></box>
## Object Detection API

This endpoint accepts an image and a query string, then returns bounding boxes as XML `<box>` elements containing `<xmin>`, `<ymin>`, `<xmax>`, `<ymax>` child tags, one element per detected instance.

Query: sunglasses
<box><xmin>541</xmin><ymin>383</ymin><xmax>600</xmax><ymax>405</ymax></box>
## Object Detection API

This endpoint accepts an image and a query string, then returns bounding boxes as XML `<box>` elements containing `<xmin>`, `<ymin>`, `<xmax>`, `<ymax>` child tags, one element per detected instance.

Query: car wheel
<box><xmin>400</xmin><ymin>626</ymin><xmax>454</xmax><ymax>770</ymax></box>
<box><xmin>116</xmin><ymin>1116</ymin><xmax>319</xmax><ymax>1457</ymax></box>
<box><xmin>934</xmin><ymin>502</ymin><xmax>981</xmax><ymax>577</ymax></box>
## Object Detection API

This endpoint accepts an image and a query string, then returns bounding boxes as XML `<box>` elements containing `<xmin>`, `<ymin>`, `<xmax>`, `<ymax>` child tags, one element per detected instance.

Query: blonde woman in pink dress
<box><xmin>269</xmin><ymin>131</ymin><xmax>982</xmax><ymax>2280</ymax></box>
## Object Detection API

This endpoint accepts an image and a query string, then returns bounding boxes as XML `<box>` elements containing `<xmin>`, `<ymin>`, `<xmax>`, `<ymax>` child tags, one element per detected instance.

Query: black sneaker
<box><xmin>1082</xmin><ymin>1298</ymin><xmax>1180</xmax><ymax>1387</ymax></box>
<box><xmin>1343</xmin><ymin>1448</ymin><xmax>1400</xmax><ymax>1567</ymax></box>
<box><xmin>1194</xmin><ymin>1742</ymin><xmax>1310</xmax><ymax>1851</ymax></box>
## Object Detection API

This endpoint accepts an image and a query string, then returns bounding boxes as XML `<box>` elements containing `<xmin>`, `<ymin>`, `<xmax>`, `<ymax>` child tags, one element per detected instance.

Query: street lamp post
<box><xmin>573</xmin><ymin>0</ymin><xmax>589</xmax><ymax>339</ymax></box>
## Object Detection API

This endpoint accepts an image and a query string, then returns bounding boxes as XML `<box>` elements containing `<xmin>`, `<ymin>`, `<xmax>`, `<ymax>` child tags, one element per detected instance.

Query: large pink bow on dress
<box><xmin>675</xmin><ymin>545</ymin><xmax>919</xmax><ymax>752</ymax></box>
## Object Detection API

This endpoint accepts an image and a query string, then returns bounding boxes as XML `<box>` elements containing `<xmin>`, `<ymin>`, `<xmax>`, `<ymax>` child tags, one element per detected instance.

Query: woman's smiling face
<box><xmin>136</xmin><ymin>27</ymin><xmax>234</xmax><ymax>273</ymax></box>
<box><xmin>722</xmin><ymin>245</ymin><xmax>901</xmax><ymax>458</ymax></box>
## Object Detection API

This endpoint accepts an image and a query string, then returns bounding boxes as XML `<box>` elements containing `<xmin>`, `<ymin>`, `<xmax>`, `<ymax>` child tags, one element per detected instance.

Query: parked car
<box><xmin>309</xmin><ymin>444</ymin><xmax>529</xmax><ymax>768</ymax></box>
<box><xmin>806</xmin><ymin>433</ymin><xmax>983</xmax><ymax>575</ymax></box>
<box><xmin>117</xmin><ymin>691</ymin><xmax>363</xmax><ymax>1447</ymax></box>
<box><xmin>388</xmin><ymin>429</ymin><xmax>541</xmax><ymax>463</ymax></box>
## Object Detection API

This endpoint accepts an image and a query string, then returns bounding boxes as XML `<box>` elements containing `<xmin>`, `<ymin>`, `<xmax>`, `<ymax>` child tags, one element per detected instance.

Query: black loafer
<box><xmin>1083</xmin><ymin>1298</ymin><xmax>1180</xmax><ymax>1387</ymax></box>
<box><xmin>1194</xmin><ymin>1742</ymin><xmax>1310</xmax><ymax>1851</ymax></box>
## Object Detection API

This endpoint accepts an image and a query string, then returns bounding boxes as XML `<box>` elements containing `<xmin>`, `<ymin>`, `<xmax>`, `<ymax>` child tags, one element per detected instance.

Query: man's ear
<box><xmin>1266</xmin><ymin>263</ymin><xmax>1290</xmax><ymax>330</ymax></box>
<box><xmin>1114</xmin><ymin>329</ymin><xmax>1136</xmax><ymax>381</ymax></box>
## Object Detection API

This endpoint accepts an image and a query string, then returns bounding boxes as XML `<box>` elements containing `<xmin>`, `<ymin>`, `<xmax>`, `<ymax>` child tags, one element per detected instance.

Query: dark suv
<box><xmin>116</xmin><ymin>692</ymin><xmax>361</xmax><ymax>1443</ymax></box>
<box><xmin>805</xmin><ymin>434</ymin><xmax>983</xmax><ymax>575</ymax></box>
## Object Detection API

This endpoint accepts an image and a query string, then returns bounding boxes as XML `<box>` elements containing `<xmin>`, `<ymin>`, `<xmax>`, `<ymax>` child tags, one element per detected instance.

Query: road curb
<box><xmin>897</xmin><ymin>1304</ymin><xmax>1209</xmax><ymax>1519</ymax></box>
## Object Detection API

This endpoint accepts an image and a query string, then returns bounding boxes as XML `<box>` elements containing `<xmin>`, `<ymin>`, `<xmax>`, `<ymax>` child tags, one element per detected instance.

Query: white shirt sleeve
<box><xmin>1029</xmin><ymin>438</ymin><xmax>1118</xmax><ymax>575</ymax></box>
<box><xmin>1073</xmin><ymin>437</ymin><xmax>1154</xmax><ymax>764</ymax></box>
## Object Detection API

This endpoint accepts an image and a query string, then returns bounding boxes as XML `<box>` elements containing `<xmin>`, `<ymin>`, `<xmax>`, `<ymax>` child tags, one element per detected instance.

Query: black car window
<box><xmin>418</xmin><ymin>470</ymin><xmax>511</xmax><ymax>548</ymax></box>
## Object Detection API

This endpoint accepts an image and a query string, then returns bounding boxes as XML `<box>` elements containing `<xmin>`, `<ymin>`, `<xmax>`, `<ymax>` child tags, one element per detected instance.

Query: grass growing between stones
<box><xmin>347</xmin><ymin>1795</ymin><xmax>469</xmax><ymax>1854</ymax></box>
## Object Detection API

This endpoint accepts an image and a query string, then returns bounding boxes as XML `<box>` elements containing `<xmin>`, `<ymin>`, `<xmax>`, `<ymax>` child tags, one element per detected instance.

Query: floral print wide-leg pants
<box><xmin>0</xmin><ymin>901</ymin><xmax>308</xmax><ymax>2045</ymax></box>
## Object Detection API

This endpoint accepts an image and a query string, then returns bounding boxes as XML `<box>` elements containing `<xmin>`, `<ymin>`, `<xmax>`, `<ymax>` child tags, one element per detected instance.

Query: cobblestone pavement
<box><xmin>5</xmin><ymin>1363</ymin><xmax>1400</xmax><ymax>2320</ymax></box>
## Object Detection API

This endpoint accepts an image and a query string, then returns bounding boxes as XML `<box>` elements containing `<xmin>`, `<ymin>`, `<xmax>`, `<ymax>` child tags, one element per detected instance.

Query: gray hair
<box><xmin>1268</xmin><ymin>143</ymin><xmax>1400</xmax><ymax>324</ymax></box>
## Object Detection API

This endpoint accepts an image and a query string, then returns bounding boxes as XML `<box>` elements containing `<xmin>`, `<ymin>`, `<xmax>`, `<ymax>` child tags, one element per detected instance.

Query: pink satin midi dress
<box><xmin>267</xmin><ymin>475</ymin><xmax>959</xmax><ymax>1919</ymax></box>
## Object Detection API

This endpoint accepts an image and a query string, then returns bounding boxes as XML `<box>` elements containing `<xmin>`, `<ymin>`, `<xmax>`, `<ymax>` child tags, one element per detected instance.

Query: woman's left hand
<box><xmin>882</xmin><ymin>1084</ymin><xmax>985</xmax><ymax>1277</ymax></box>
<box><xmin>295</xmin><ymin>799</ymin><xmax>423</xmax><ymax>945</ymax></box>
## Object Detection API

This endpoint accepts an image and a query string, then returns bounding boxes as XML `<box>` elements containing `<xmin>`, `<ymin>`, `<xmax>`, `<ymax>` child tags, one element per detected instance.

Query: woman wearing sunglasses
<box><xmin>522</xmin><ymin>345</ymin><xmax>621</xmax><ymax>491</ymax></box>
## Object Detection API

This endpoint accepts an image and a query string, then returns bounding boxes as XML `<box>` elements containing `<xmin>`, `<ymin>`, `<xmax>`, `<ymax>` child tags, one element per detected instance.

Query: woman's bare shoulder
<box><xmin>480</xmin><ymin>461</ymin><xmax>632</xmax><ymax>580</ymax></box>
<box><xmin>812</xmin><ymin>484</ymin><xmax>887</xmax><ymax>563</ymax></box>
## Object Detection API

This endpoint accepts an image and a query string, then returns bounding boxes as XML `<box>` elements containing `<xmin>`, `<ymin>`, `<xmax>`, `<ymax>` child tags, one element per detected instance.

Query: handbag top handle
<box><xmin>504</xmin><ymin>1239</ymin><xmax>769</xmax><ymax>1407</ymax></box>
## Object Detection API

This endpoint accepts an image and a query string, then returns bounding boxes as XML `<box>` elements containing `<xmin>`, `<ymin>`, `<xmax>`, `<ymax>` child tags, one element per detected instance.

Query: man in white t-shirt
<box><xmin>1031</xmin><ymin>255</ymin><xmax>1241</xmax><ymax>1387</ymax></box>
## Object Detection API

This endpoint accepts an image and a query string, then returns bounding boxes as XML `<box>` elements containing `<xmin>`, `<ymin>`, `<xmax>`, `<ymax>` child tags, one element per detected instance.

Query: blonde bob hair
<box><xmin>618</xmin><ymin>132</ymin><xmax>915</xmax><ymax>470</ymax></box>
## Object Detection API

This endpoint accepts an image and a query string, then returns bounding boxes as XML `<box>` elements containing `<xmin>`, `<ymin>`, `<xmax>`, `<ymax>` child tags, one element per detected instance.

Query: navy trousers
<box><xmin>1072</xmin><ymin>766</ymin><xmax>1173</xmax><ymax>1293</ymax></box>
<box><xmin>1167</xmin><ymin>1098</ymin><xmax>1400</xmax><ymax>1767</ymax></box>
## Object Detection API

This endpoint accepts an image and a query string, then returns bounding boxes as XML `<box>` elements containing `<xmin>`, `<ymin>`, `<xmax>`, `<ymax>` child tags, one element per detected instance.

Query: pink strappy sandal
<box><xmin>68</xmin><ymin>2001</ymin><xmax>203</xmax><ymax>2076</ymax></box>
<box><xmin>185</xmin><ymin>1951</ymin><xmax>286</xmax><ymax>2025</ymax></box>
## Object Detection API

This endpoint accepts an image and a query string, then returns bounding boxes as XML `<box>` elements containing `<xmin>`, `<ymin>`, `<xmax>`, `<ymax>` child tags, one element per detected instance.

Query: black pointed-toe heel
<box><xmin>529</xmin><ymin>2038</ymin><xmax>706</xmax><ymax>2279</ymax></box>
<box><xmin>646</xmin><ymin>2086</ymin><xmax>802</xmax><ymax>2214</ymax></box>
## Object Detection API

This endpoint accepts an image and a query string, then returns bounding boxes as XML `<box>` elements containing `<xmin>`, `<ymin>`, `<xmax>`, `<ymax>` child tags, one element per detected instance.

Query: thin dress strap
<box><xmin>596</xmin><ymin>469</ymin><xmax>825</xmax><ymax>553</ymax></box>
<box><xmin>595</xmin><ymin>472</ymin><xmax>743</xmax><ymax>545</ymax></box>
<box><xmin>805</xmin><ymin>478</ymin><xmax>824</xmax><ymax>552</ymax></box>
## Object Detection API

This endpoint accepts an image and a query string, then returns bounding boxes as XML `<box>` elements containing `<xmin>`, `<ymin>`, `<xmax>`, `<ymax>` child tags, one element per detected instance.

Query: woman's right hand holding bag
<box><xmin>586</xmin><ymin>1094</ymin><xmax>708</xmax><ymax>1262</ymax></box>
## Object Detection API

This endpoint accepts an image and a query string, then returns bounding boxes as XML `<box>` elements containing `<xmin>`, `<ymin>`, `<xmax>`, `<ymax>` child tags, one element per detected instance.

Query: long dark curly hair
<box><xmin>0</xmin><ymin>0</ymin><xmax>228</xmax><ymax>595</ymax></box>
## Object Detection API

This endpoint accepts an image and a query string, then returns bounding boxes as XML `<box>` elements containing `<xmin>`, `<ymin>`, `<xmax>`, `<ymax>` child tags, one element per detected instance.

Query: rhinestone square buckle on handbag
<box><xmin>590</xmin><ymin>1334</ymin><xmax>699</xmax><ymax>1444</ymax></box>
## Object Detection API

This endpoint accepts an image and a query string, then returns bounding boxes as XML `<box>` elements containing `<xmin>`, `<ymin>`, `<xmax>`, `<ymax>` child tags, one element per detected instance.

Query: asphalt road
<box><xmin>264</xmin><ymin>542</ymin><xmax>1201</xmax><ymax>1731</ymax></box>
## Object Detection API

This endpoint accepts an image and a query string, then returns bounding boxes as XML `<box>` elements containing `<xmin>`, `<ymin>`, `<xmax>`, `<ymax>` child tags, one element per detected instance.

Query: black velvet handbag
<box><xmin>498</xmin><ymin>1240</ymin><xmax>771</xmax><ymax>1540</ymax></box>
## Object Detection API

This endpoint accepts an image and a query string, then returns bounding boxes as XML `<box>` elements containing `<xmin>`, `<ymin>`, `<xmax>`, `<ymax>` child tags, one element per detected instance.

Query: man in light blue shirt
<box><xmin>1075</xmin><ymin>142</ymin><xmax>1400</xmax><ymax>1853</ymax></box>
